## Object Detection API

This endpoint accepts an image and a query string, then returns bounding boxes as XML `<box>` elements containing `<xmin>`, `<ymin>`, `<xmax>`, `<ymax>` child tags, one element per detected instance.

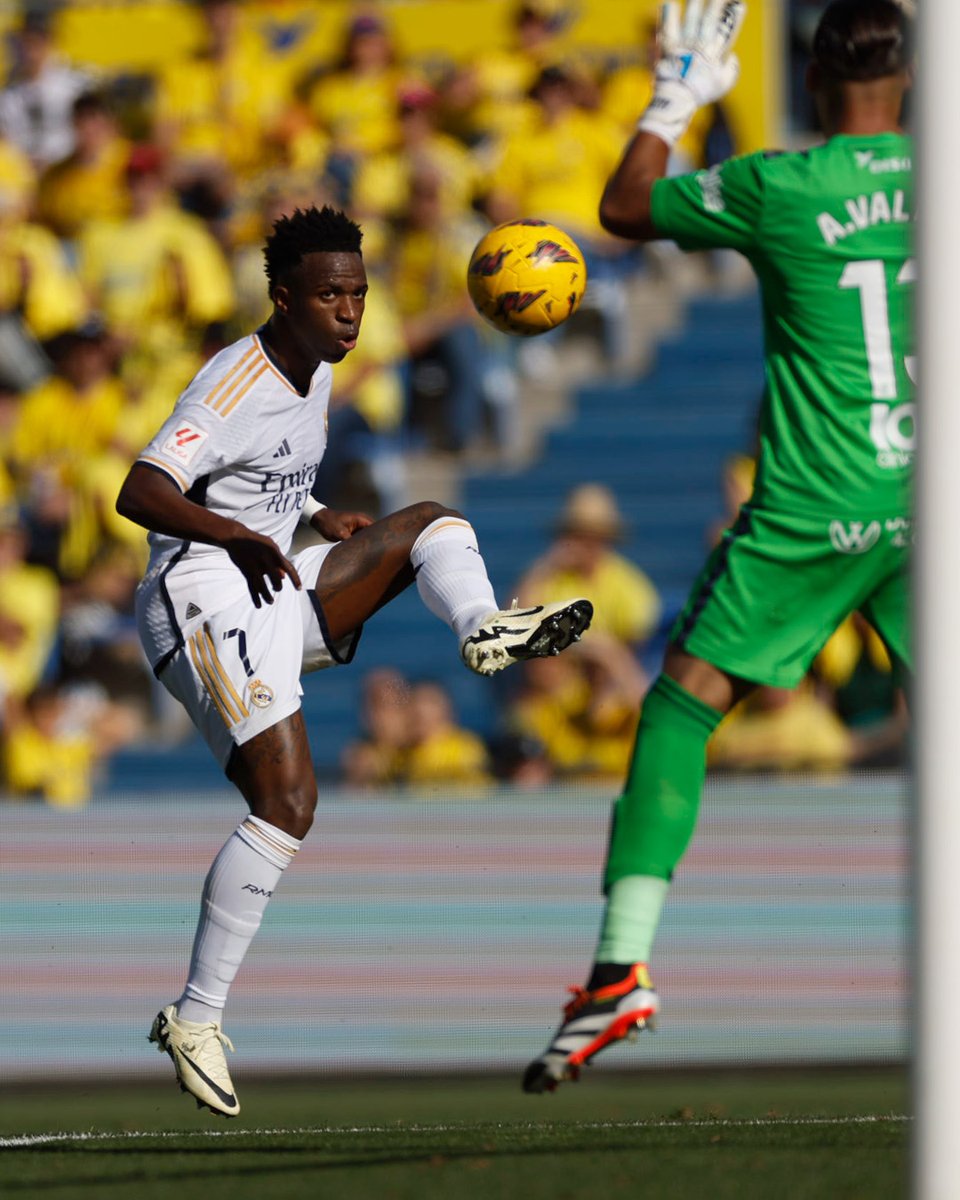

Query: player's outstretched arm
<box><xmin>600</xmin><ymin>132</ymin><xmax>672</xmax><ymax>241</ymax></box>
<box><xmin>117</xmin><ymin>462</ymin><xmax>302</xmax><ymax>608</ymax></box>
<box><xmin>600</xmin><ymin>0</ymin><xmax>746</xmax><ymax>241</ymax></box>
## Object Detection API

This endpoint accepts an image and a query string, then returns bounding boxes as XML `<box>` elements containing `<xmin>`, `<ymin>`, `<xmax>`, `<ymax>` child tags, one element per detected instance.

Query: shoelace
<box><xmin>563</xmin><ymin>985</ymin><xmax>597</xmax><ymax>1019</ymax></box>
<box><xmin>184</xmin><ymin>1024</ymin><xmax>235</xmax><ymax>1061</ymax></box>
<box><xmin>563</xmin><ymin>974</ymin><xmax>642</xmax><ymax>1020</ymax></box>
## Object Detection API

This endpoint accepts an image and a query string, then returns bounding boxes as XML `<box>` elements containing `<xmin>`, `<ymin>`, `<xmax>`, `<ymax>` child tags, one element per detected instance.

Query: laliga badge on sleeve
<box><xmin>162</xmin><ymin>422</ymin><xmax>209</xmax><ymax>465</ymax></box>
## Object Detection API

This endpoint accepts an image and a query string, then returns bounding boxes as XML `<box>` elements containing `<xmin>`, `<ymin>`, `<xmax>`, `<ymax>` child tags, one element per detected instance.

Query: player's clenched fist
<box><xmin>639</xmin><ymin>0</ymin><xmax>746</xmax><ymax>147</ymax></box>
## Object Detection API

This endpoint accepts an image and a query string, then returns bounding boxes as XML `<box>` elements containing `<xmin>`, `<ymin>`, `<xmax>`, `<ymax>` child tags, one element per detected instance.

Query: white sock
<box><xmin>176</xmin><ymin>815</ymin><xmax>300</xmax><ymax>1025</ymax></box>
<box><xmin>410</xmin><ymin>516</ymin><xmax>498</xmax><ymax>642</ymax></box>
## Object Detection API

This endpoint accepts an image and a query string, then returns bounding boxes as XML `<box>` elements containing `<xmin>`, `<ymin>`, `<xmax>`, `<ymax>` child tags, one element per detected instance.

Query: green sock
<box><xmin>595</xmin><ymin>875</ymin><xmax>670</xmax><ymax>964</ymax></box>
<box><xmin>596</xmin><ymin>674</ymin><xmax>723</xmax><ymax>963</ymax></box>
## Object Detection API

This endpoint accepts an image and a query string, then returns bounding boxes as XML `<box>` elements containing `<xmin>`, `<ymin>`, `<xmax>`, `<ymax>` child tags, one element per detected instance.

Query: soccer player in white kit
<box><xmin>117</xmin><ymin>206</ymin><xmax>592</xmax><ymax>1116</ymax></box>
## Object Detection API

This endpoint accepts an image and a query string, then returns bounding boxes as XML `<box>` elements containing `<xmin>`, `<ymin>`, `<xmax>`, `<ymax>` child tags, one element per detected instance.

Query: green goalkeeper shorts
<box><xmin>670</xmin><ymin>505</ymin><xmax>911</xmax><ymax>688</ymax></box>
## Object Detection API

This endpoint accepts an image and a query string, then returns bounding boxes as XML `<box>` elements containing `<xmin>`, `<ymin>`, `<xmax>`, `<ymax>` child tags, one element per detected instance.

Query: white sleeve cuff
<box><xmin>300</xmin><ymin>496</ymin><xmax>326</xmax><ymax>524</ymax></box>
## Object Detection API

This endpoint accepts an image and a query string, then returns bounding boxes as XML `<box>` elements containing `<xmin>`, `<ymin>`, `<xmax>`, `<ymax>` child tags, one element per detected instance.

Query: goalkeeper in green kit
<box><xmin>524</xmin><ymin>0</ymin><xmax>913</xmax><ymax>1093</ymax></box>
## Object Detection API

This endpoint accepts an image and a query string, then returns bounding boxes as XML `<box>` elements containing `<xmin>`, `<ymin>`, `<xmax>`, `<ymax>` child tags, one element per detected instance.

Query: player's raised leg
<box><xmin>312</xmin><ymin>499</ymin><xmax>593</xmax><ymax>673</ymax></box>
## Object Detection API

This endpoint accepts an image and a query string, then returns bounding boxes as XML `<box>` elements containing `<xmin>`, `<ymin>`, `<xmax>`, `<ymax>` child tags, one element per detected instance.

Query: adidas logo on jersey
<box><xmin>185</xmin><ymin>602</ymin><xmax>202</xmax><ymax>619</ymax></box>
<box><xmin>273</xmin><ymin>439</ymin><xmax>291</xmax><ymax>458</ymax></box>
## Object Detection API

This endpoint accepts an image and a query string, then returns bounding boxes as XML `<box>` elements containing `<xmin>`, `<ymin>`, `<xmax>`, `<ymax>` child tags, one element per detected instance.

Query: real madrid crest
<box><xmin>249</xmin><ymin>679</ymin><xmax>275</xmax><ymax>709</ymax></box>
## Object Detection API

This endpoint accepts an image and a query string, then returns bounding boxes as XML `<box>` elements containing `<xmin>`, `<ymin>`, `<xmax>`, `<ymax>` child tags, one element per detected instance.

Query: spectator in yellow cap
<box><xmin>516</xmin><ymin>483</ymin><xmax>660</xmax><ymax>652</ymax></box>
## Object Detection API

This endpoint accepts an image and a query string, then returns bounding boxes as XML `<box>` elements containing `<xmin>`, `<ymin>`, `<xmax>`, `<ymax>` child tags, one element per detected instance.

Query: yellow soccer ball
<box><xmin>466</xmin><ymin>219</ymin><xmax>587</xmax><ymax>337</ymax></box>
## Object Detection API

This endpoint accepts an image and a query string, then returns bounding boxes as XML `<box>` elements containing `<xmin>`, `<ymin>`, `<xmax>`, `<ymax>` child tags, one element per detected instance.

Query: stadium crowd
<box><xmin>0</xmin><ymin>1</ymin><xmax>904</xmax><ymax>804</ymax></box>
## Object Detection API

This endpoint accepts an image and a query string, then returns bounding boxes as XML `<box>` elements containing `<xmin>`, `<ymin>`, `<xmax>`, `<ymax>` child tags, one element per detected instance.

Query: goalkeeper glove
<box><xmin>638</xmin><ymin>0</ymin><xmax>747</xmax><ymax>147</ymax></box>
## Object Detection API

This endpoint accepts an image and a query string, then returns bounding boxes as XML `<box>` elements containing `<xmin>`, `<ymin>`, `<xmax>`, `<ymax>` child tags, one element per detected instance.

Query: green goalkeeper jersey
<box><xmin>650</xmin><ymin>132</ymin><xmax>914</xmax><ymax>518</ymax></box>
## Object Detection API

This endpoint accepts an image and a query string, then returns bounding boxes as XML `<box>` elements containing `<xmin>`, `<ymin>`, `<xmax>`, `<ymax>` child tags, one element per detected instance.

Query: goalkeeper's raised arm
<box><xmin>599</xmin><ymin>0</ymin><xmax>746</xmax><ymax>240</ymax></box>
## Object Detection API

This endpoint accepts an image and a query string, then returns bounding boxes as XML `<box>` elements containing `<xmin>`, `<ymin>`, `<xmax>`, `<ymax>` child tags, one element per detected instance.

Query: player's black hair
<box><xmin>263</xmin><ymin>205</ymin><xmax>363</xmax><ymax>296</ymax></box>
<box><xmin>813</xmin><ymin>0</ymin><xmax>911</xmax><ymax>83</ymax></box>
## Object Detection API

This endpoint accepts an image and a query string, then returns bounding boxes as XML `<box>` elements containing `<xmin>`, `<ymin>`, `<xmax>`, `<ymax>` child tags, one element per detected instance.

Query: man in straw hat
<box><xmin>516</xmin><ymin>483</ymin><xmax>660</xmax><ymax>651</ymax></box>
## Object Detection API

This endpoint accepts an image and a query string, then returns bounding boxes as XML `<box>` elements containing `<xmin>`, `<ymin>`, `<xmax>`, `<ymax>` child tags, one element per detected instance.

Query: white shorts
<box><xmin>155</xmin><ymin>542</ymin><xmax>361</xmax><ymax>769</ymax></box>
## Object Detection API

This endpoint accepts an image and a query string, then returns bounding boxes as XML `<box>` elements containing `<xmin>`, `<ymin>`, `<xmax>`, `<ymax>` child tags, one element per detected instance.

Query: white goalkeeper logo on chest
<box><xmin>162</xmin><ymin>422</ymin><xmax>208</xmax><ymax>465</ymax></box>
<box><xmin>829</xmin><ymin>520</ymin><xmax>881</xmax><ymax>555</ymax></box>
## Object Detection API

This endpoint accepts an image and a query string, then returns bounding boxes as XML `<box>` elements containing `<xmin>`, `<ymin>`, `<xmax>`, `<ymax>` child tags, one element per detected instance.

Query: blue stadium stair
<box><xmin>464</xmin><ymin>291</ymin><xmax>764</xmax><ymax>606</ymax></box>
<box><xmin>107</xmin><ymin>290</ymin><xmax>764</xmax><ymax>793</ymax></box>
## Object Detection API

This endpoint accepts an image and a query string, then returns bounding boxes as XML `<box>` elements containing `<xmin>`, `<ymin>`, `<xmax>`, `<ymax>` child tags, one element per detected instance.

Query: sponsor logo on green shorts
<box><xmin>829</xmin><ymin>520</ymin><xmax>881</xmax><ymax>554</ymax></box>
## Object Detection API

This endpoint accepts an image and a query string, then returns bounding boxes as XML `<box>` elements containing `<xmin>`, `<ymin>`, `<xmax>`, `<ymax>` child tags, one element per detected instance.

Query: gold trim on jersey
<box><xmin>188</xmin><ymin>625</ymin><xmax>250</xmax><ymax>726</ymax></box>
<box><xmin>201</xmin><ymin>624</ymin><xmax>249</xmax><ymax>718</ymax></box>
<box><xmin>203</xmin><ymin>345</ymin><xmax>258</xmax><ymax>413</ymax></box>
<box><xmin>253</xmin><ymin>333</ymin><xmax>307</xmax><ymax>396</ymax></box>
<box><xmin>137</xmin><ymin>455</ymin><xmax>188</xmax><ymax>492</ymax></box>
<box><xmin>219</xmin><ymin>363</ymin><xmax>269</xmax><ymax>418</ymax></box>
<box><xmin>188</xmin><ymin>633</ymin><xmax>234</xmax><ymax>727</ymax></box>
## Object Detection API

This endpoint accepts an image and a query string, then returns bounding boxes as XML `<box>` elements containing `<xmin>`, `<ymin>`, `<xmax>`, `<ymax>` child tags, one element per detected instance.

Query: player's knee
<box><xmin>409</xmin><ymin>500</ymin><xmax>465</xmax><ymax>528</ymax></box>
<box><xmin>662</xmin><ymin>645</ymin><xmax>747</xmax><ymax>714</ymax></box>
<box><xmin>266</xmin><ymin>780</ymin><xmax>318</xmax><ymax>840</ymax></box>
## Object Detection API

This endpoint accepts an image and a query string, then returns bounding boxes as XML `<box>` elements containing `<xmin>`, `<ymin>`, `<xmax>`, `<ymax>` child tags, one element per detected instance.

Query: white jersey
<box><xmin>135</xmin><ymin>331</ymin><xmax>331</xmax><ymax>673</ymax></box>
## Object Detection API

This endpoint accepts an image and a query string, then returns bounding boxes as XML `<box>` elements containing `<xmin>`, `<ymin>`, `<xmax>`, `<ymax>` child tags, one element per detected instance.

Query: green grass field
<box><xmin>0</xmin><ymin>1068</ymin><xmax>907</xmax><ymax>1200</ymax></box>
